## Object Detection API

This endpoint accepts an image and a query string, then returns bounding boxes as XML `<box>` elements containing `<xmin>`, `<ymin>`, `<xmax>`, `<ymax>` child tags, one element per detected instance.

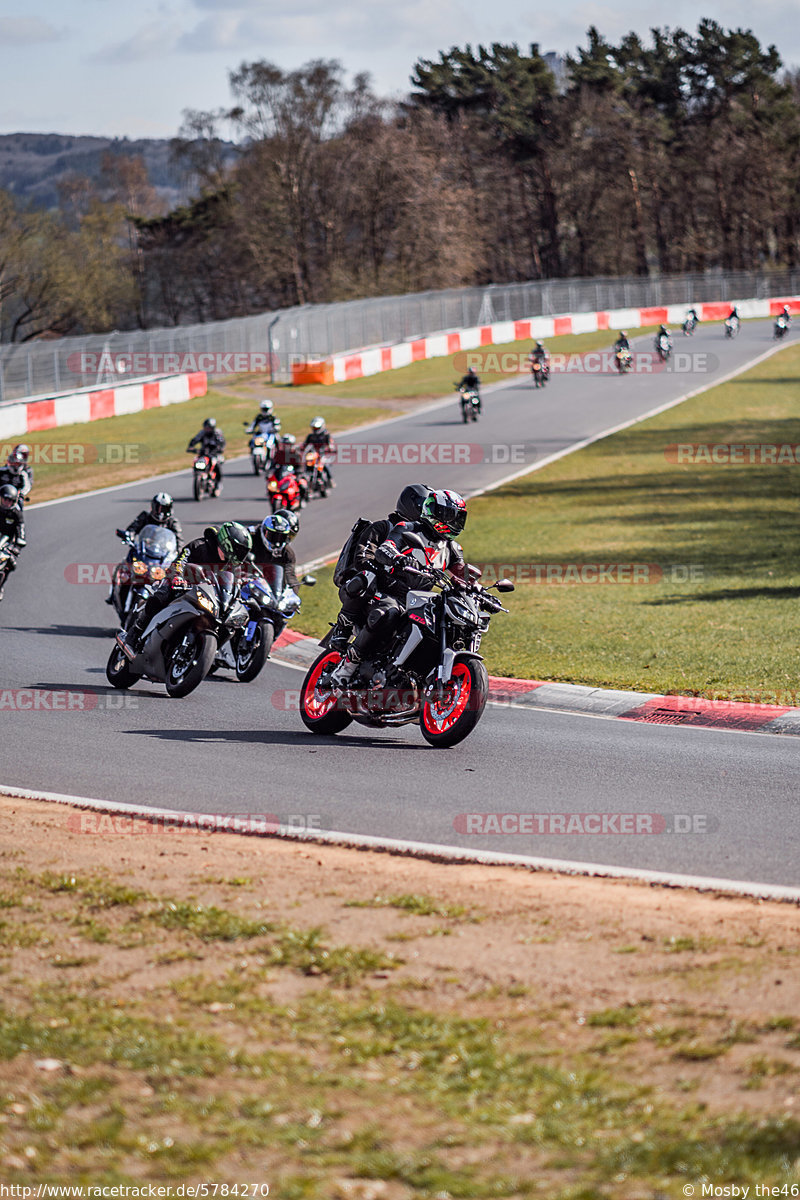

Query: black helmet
<box><xmin>151</xmin><ymin>492</ymin><xmax>173</xmax><ymax>522</ymax></box>
<box><xmin>420</xmin><ymin>489</ymin><xmax>467</xmax><ymax>540</ymax></box>
<box><xmin>395</xmin><ymin>483</ymin><xmax>432</xmax><ymax>522</ymax></box>
<box><xmin>0</xmin><ymin>484</ymin><xmax>18</xmax><ymax>508</ymax></box>
<box><xmin>215</xmin><ymin>521</ymin><xmax>252</xmax><ymax>564</ymax></box>
<box><xmin>260</xmin><ymin>510</ymin><xmax>299</xmax><ymax>552</ymax></box>
<box><xmin>203</xmin><ymin>417</ymin><xmax>217</xmax><ymax>430</ymax></box>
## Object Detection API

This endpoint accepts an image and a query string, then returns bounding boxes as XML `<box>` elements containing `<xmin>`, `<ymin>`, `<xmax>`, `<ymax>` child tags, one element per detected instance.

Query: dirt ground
<box><xmin>1</xmin><ymin>793</ymin><xmax>799</xmax><ymax>1194</ymax></box>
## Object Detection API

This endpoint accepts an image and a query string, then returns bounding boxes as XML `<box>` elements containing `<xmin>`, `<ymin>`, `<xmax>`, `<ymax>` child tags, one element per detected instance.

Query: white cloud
<box><xmin>0</xmin><ymin>16</ymin><xmax>65</xmax><ymax>45</ymax></box>
<box><xmin>92</xmin><ymin>18</ymin><xmax>183</xmax><ymax>63</ymax></box>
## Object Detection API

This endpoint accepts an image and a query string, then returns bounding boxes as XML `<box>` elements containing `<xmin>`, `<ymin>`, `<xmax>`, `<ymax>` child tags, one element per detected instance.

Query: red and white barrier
<box><xmin>0</xmin><ymin>372</ymin><xmax>207</xmax><ymax>441</ymax></box>
<box><xmin>327</xmin><ymin>296</ymin><xmax>800</xmax><ymax>384</ymax></box>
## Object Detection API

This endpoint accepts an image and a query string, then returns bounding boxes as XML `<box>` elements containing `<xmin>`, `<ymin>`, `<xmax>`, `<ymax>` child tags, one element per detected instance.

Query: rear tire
<box><xmin>165</xmin><ymin>629</ymin><xmax>216</xmax><ymax>698</ymax></box>
<box><xmin>299</xmin><ymin>651</ymin><xmax>354</xmax><ymax>735</ymax></box>
<box><xmin>420</xmin><ymin>658</ymin><xmax>488</xmax><ymax>748</ymax></box>
<box><xmin>235</xmin><ymin>622</ymin><xmax>274</xmax><ymax>682</ymax></box>
<box><xmin>106</xmin><ymin>644</ymin><xmax>137</xmax><ymax>690</ymax></box>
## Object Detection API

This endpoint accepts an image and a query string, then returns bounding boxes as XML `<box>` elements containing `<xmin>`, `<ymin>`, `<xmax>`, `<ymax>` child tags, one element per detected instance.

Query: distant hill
<box><xmin>0</xmin><ymin>132</ymin><xmax>236</xmax><ymax>210</ymax></box>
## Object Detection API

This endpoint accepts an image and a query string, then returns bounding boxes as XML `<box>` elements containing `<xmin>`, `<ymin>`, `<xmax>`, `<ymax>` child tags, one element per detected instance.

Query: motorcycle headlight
<box><xmin>267</xmin><ymin>479</ymin><xmax>278</xmax><ymax>491</ymax></box>
<box><xmin>445</xmin><ymin>595</ymin><xmax>476</xmax><ymax>625</ymax></box>
<box><xmin>151</xmin><ymin>566</ymin><xmax>165</xmax><ymax>581</ymax></box>
<box><xmin>279</xmin><ymin>589</ymin><xmax>301</xmax><ymax>613</ymax></box>
<box><xmin>195</xmin><ymin>592</ymin><xmax>217</xmax><ymax>615</ymax></box>
<box><xmin>133</xmin><ymin>561</ymin><xmax>148</xmax><ymax>576</ymax></box>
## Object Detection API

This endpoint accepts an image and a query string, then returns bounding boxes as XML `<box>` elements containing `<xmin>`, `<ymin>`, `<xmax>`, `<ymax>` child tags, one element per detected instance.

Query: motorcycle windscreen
<box><xmin>137</xmin><ymin>524</ymin><xmax>178</xmax><ymax>564</ymax></box>
<box><xmin>257</xmin><ymin>561</ymin><xmax>285</xmax><ymax>595</ymax></box>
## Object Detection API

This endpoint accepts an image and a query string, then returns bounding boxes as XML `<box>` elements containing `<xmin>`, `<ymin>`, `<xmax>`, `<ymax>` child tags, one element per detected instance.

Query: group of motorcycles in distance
<box><xmin>191</xmin><ymin>407</ymin><xmax>335</xmax><ymax>512</ymax></box>
<box><xmin>511</xmin><ymin>305</ymin><xmax>796</xmax><ymax>382</ymax></box>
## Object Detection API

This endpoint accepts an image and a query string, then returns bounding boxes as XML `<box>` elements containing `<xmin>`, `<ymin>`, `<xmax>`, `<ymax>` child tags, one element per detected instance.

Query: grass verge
<box><xmin>1</xmin><ymin>793</ymin><xmax>800</xmax><ymax>1194</ymax></box>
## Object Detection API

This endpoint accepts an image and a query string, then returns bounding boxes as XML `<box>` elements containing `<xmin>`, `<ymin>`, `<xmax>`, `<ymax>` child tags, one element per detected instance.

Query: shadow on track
<box><xmin>10</xmin><ymin>624</ymin><xmax>113</xmax><ymax>639</ymax></box>
<box><xmin>125</xmin><ymin>727</ymin><xmax>428</xmax><ymax>751</ymax></box>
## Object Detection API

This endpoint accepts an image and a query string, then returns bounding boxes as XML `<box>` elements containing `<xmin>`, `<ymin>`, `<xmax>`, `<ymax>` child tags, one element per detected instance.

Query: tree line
<box><xmin>2</xmin><ymin>18</ymin><xmax>800</xmax><ymax>339</ymax></box>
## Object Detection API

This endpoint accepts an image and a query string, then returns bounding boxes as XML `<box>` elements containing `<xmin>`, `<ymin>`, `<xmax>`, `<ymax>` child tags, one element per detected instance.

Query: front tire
<box><xmin>420</xmin><ymin>658</ymin><xmax>488</xmax><ymax>748</ymax></box>
<box><xmin>193</xmin><ymin>473</ymin><xmax>203</xmax><ymax>501</ymax></box>
<box><xmin>299</xmin><ymin>651</ymin><xmax>354</xmax><ymax>735</ymax></box>
<box><xmin>235</xmin><ymin>622</ymin><xmax>274</xmax><ymax>682</ymax></box>
<box><xmin>106</xmin><ymin>644</ymin><xmax>137</xmax><ymax>690</ymax></box>
<box><xmin>165</xmin><ymin>629</ymin><xmax>216</xmax><ymax>698</ymax></box>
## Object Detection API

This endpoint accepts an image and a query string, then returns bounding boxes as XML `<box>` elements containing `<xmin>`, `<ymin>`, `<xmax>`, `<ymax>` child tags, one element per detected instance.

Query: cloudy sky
<box><xmin>1</xmin><ymin>0</ymin><xmax>799</xmax><ymax>139</ymax></box>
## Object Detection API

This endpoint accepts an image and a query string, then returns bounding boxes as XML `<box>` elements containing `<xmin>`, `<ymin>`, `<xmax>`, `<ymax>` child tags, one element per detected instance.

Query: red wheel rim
<box><xmin>302</xmin><ymin>652</ymin><xmax>341</xmax><ymax>720</ymax></box>
<box><xmin>422</xmin><ymin>663</ymin><xmax>472</xmax><ymax>734</ymax></box>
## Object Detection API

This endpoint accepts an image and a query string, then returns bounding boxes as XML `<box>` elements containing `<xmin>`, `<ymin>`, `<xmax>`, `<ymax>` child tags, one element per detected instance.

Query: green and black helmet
<box><xmin>216</xmin><ymin>521</ymin><xmax>252</xmax><ymax>563</ymax></box>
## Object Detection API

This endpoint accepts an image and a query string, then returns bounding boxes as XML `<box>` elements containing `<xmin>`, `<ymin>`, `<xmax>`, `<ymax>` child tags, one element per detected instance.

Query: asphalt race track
<box><xmin>2</xmin><ymin>319</ymin><xmax>798</xmax><ymax>887</ymax></box>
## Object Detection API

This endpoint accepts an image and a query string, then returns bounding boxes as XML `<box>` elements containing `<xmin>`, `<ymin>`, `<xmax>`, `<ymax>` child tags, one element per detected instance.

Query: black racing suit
<box><xmin>125</xmin><ymin>510</ymin><xmax>183</xmax><ymax>547</ymax></box>
<box><xmin>187</xmin><ymin>430</ymin><xmax>226</xmax><ymax>481</ymax></box>
<box><xmin>348</xmin><ymin>520</ymin><xmax>466</xmax><ymax>665</ymax></box>
<box><xmin>331</xmin><ymin>515</ymin><xmax>398</xmax><ymax>647</ymax></box>
<box><xmin>301</xmin><ymin>430</ymin><xmax>335</xmax><ymax>486</ymax></box>
<box><xmin>614</xmin><ymin>335</ymin><xmax>630</xmax><ymax>353</ymax></box>
<box><xmin>0</xmin><ymin>503</ymin><xmax>26</xmax><ymax>592</ymax></box>
<box><xmin>248</xmin><ymin>535</ymin><xmax>299</xmax><ymax>592</ymax></box>
<box><xmin>458</xmin><ymin>371</ymin><xmax>481</xmax><ymax>411</ymax></box>
<box><xmin>0</xmin><ymin>464</ymin><xmax>33</xmax><ymax>499</ymax></box>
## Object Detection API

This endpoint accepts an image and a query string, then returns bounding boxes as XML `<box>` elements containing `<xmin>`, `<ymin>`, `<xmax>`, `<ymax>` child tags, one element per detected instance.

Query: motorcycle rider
<box><xmin>614</xmin><ymin>331</ymin><xmax>631</xmax><ymax>353</ymax></box>
<box><xmin>300</xmin><ymin>417</ymin><xmax>336</xmax><ymax>489</ymax></box>
<box><xmin>328</xmin><ymin>484</ymin><xmax>433</xmax><ymax>654</ymax></box>
<box><xmin>0</xmin><ymin>484</ymin><xmax>26</xmax><ymax>601</ymax></box>
<box><xmin>726</xmin><ymin>306</ymin><xmax>740</xmax><ymax>329</ymax></box>
<box><xmin>779</xmin><ymin>304</ymin><xmax>792</xmax><ymax>326</ymax></box>
<box><xmin>187</xmin><ymin>418</ymin><xmax>226</xmax><ymax>496</ymax></box>
<box><xmin>0</xmin><ymin>446</ymin><xmax>33</xmax><ymax>500</ymax></box>
<box><xmin>106</xmin><ymin>492</ymin><xmax>182</xmax><ymax>605</ymax></box>
<box><xmin>458</xmin><ymin>367</ymin><xmax>482</xmax><ymax>411</ymax></box>
<box><xmin>119</xmin><ymin>521</ymin><xmax>252</xmax><ymax>649</ymax></box>
<box><xmin>330</xmin><ymin>488</ymin><xmax>468</xmax><ymax>687</ymax></box>
<box><xmin>248</xmin><ymin>510</ymin><xmax>300</xmax><ymax>590</ymax></box>
<box><xmin>270</xmin><ymin>434</ymin><xmax>309</xmax><ymax>504</ymax></box>
<box><xmin>655</xmin><ymin>324</ymin><xmax>672</xmax><ymax>354</ymax></box>
<box><xmin>245</xmin><ymin>399</ymin><xmax>280</xmax><ymax>435</ymax></box>
<box><xmin>529</xmin><ymin>341</ymin><xmax>549</xmax><ymax>367</ymax></box>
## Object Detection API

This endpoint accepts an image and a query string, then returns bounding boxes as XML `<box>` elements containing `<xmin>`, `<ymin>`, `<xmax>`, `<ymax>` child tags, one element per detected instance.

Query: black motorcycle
<box><xmin>299</xmin><ymin>543</ymin><xmax>514</xmax><ymax>748</ymax></box>
<box><xmin>774</xmin><ymin>315</ymin><xmax>790</xmax><ymax>340</ymax></box>
<box><xmin>456</xmin><ymin>384</ymin><xmax>481</xmax><ymax>422</ymax></box>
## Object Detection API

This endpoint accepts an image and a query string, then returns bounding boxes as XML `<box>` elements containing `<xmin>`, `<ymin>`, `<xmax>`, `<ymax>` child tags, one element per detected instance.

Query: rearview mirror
<box><xmin>495</xmin><ymin>579</ymin><xmax>515</xmax><ymax>592</ymax></box>
<box><xmin>302</xmin><ymin>574</ymin><xmax>316</xmax><ymax>586</ymax></box>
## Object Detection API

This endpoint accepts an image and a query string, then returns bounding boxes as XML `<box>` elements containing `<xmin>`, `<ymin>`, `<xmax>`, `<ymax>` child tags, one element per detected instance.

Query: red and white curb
<box><xmin>327</xmin><ymin>296</ymin><xmax>800</xmax><ymax>382</ymax></box>
<box><xmin>0</xmin><ymin>372</ymin><xmax>208</xmax><ymax>441</ymax></box>
<box><xmin>270</xmin><ymin>629</ymin><xmax>800</xmax><ymax>736</ymax></box>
